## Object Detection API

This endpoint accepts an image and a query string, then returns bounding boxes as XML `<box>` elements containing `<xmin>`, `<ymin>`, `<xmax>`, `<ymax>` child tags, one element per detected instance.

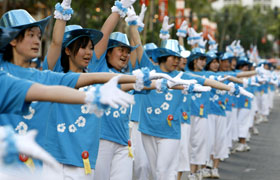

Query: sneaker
<box><xmin>252</xmin><ymin>126</ymin><xmax>259</xmax><ymax>135</ymax></box>
<box><xmin>188</xmin><ymin>173</ymin><xmax>197</xmax><ymax>180</ymax></box>
<box><xmin>244</xmin><ymin>143</ymin><xmax>250</xmax><ymax>151</ymax></box>
<box><xmin>211</xmin><ymin>168</ymin><xmax>220</xmax><ymax>179</ymax></box>
<box><xmin>206</xmin><ymin>159</ymin><xmax>213</xmax><ymax>169</ymax></box>
<box><xmin>263</xmin><ymin>116</ymin><xmax>268</xmax><ymax>123</ymax></box>
<box><xmin>196</xmin><ymin>170</ymin><xmax>203</xmax><ymax>180</ymax></box>
<box><xmin>235</xmin><ymin>143</ymin><xmax>246</xmax><ymax>152</ymax></box>
<box><xmin>201</xmin><ymin>168</ymin><xmax>211</xmax><ymax>178</ymax></box>
<box><xmin>255</xmin><ymin>116</ymin><xmax>263</xmax><ymax>124</ymax></box>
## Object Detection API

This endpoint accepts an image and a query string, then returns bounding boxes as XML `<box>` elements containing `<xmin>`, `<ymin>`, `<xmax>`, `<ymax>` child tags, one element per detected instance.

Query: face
<box><xmin>107</xmin><ymin>46</ymin><xmax>131</xmax><ymax>71</ymax></box>
<box><xmin>230</xmin><ymin>58</ymin><xmax>237</xmax><ymax>70</ymax></box>
<box><xmin>67</xmin><ymin>40</ymin><xmax>93</xmax><ymax>71</ymax></box>
<box><xmin>264</xmin><ymin>64</ymin><xmax>269</xmax><ymax>70</ymax></box>
<box><xmin>11</xmin><ymin>27</ymin><xmax>41</xmax><ymax>61</ymax></box>
<box><xmin>194</xmin><ymin>57</ymin><xmax>206</xmax><ymax>71</ymax></box>
<box><xmin>178</xmin><ymin>57</ymin><xmax>187</xmax><ymax>71</ymax></box>
<box><xmin>161</xmin><ymin>56</ymin><xmax>179</xmax><ymax>72</ymax></box>
<box><xmin>219</xmin><ymin>59</ymin><xmax>230</xmax><ymax>71</ymax></box>
<box><xmin>209</xmin><ymin>59</ymin><xmax>220</xmax><ymax>72</ymax></box>
<box><xmin>240</xmin><ymin>65</ymin><xmax>249</xmax><ymax>71</ymax></box>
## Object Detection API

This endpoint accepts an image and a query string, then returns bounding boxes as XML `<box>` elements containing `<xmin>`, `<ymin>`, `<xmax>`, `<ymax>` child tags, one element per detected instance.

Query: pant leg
<box><xmin>214</xmin><ymin>116</ymin><xmax>229</xmax><ymax>159</ymax></box>
<box><xmin>156</xmin><ymin>138</ymin><xmax>180</xmax><ymax>180</ymax></box>
<box><xmin>237</xmin><ymin>108</ymin><xmax>251</xmax><ymax>138</ymax></box>
<box><xmin>178</xmin><ymin>123</ymin><xmax>191</xmax><ymax>172</ymax></box>
<box><xmin>94</xmin><ymin>140</ymin><xmax>115</xmax><ymax>180</ymax></box>
<box><xmin>131</xmin><ymin>122</ymin><xmax>150</xmax><ymax>180</ymax></box>
<box><xmin>110</xmin><ymin>144</ymin><xmax>133</xmax><ymax>180</ymax></box>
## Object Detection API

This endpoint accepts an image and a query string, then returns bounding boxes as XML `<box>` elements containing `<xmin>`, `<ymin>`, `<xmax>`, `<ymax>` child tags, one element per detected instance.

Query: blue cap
<box><xmin>150</xmin><ymin>39</ymin><xmax>181</xmax><ymax>62</ymax></box>
<box><xmin>187</xmin><ymin>47</ymin><xmax>206</xmax><ymax>64</ymax></box>
<box><xmin>144</xmin><ymin>43</ymin><xmax>158</xmax><ymax>62</ymax></box>
<box><xmin>108</xmin><ymin>32</ymin><xmax>138</xmax><ymax>51</ymax></box>
<box><xmin>237</xmin><ymin>56</ymin><xmax>252</xmax><ymax>66</ymax></box>
<box><xmin>0</xmin><ymin>9</ymin><xmax>51</xmax><ymax>34</ymax></box>
<box><xmin>62</xmin><ymin>25</ymin><xmax>103</xmax><ymax>48</ymax></box>
<box><xmin>0</xmin><ymin>26</ymin><xmax>20</xmax><ymax>51</ymax></box>
<box><xmin>206</xmin><ymin>51</ymin><xmax>218</xmax><ymax>65</ymax></box>
<box><xmin>220</xmin><ymin>52</ymin><xmax>234</xmax><ymax>61</ymax></box>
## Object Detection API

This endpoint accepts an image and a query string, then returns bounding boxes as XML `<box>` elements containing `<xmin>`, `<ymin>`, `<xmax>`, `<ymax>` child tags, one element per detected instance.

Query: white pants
<box><xmin>237</xmin><ymin>108</ymin><xmax>252</xmax><ymax>138</ymax></box>
<box><xmin>225</xmin><ymin>111</ymin><xmax>233</xmax><ymax>148</ymax></box>
<box><xmin>208</xmin><ymin>115</ymin><xmax>228</xmax><ymax>159</ymax></box>
<box><xmin>189</xmin><ymin>116</ymin><xmax>209</xmax><ymax>165</ymax></box>
<box><xmin>43</xmin><ymin>162</ymin><xmax>94</xmax><ymax>180</ymax></box>
<box><xmin>94</xmin><ymin>140</ymin><xmax>133</xmax><ymax>180</ymax></box>
<box><xmin>231</xmin><ymin>108</ymin><xmax>239</xmax><ymax>141</ymax></box>
<box><xmin>131</xmin><ymin>122</ymin><xmax>151</xmax><ymax>180</ymax></box>
<box><xmin>141</xmin><ymin>133</ymin><xmax>180</xmax><ymax>180</ymax></box>
<box><xmin>178</xmin><ymin>123</ymin><xmax>191</xmax><ymax>172</ymax></box>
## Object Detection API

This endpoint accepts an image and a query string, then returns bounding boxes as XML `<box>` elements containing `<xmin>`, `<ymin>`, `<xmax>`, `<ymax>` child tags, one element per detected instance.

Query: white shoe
<box><xmin>255</xmin><ymin>116</ymin><xmax>263</xmax><ymax>124</ymax></box>
<box><xmin>206</xmin><ymin>159</ymin><xmax>213</xmax><ymax>169</ymax></box>
<box><xmin>201</xmin><ymin>168</ymin><xmax>211</xmax><ymax>178</ymax></box>
<box><xmin>235</xmin><ymin>143</ymin><xmax>246</xmax><ymax>152</ymax></box>
<box><xmin>196</xmin><ymin>170</ymin><xmax>203</xmax><ymax>180</ymax></box>
<box><xmin>211</xmin><ymin>168</ymin><xmax>220</xmax><ymax>179</ymax></box>
<box><xmin>188</xmin><ymin>173</ymin><xmax>197</xmax><ymax>180</ymax></box>
<box><xmin>252</xmin><ymin>126</ymin><xmax>259</xmax><ymax>135</ymax></box>
<box><xmin>263</xmin><ymin>116</ymin><xmax>268</xmax><ymax>122</ymax></box>
<box><xmin>244</xmin><ymin>143</ymin><xmax>250</xmax><ymax>151</ymax></box>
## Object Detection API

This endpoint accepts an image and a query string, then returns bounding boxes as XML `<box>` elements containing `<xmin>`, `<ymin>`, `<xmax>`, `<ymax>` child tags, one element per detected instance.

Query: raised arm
<box><xmin>46</xmin><ymin>0</ymin><xmax>73</xmax><ymax>70</ymax></box>
<box><xmin>95</xmin><ymin>0</ymin><xmax>137</xmax><ymax>59</ymax></box>
<box><xmin>94</xmin><ymin>12</ymin><xmax>120</xmax><ymax>59</ymax></box>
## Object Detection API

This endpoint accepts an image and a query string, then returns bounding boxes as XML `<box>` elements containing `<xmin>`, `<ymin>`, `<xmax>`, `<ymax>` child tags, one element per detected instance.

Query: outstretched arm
<box><xmin>25</xmin><ymin>84</ymin><xmax>86</xmax><ymax>104</ymax></box>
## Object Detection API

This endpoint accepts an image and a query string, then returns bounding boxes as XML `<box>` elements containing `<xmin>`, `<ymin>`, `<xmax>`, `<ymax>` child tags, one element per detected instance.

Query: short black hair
<box><xmin>61</xmin><ymin>36</ymin><xmax>92</xmax><ymax>73</ymax></box>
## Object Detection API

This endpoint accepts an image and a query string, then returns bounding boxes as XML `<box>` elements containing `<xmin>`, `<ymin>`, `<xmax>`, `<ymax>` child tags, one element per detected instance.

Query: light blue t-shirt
<box><xmin>0</xmin><ymin>70</ymin><xmax>33</xmax><ymax>114</ymax></box>
<box><xmin>0</xmin><ymin>61</ymin><xmax>80</xmax><ymax>147</ymax></box>
<box><xmin>43</xmin><ymin>55</ymin><xmax>101</xmax><ymax>168</ymax></box>
<box><xmin>186</xmin><ymin>71</ymin><xmax>210</xmax><ymax>118</ymax></box>
<box><xmin>138</xmin><ymin>52</ymin><xmax>204</xmax><ymax>139</ymax></box>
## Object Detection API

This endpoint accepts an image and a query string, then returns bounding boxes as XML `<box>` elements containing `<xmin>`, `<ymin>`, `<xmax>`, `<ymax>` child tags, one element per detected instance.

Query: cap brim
<box><xmin>107</xmin><ymin>39</ymin><xmax>138</xmax><ymax>52</ymax></box>
<box><xmin>63</xmin><ymin>28</ymin><xmax>103</xmax><ymax>48</ymax></box>
<box><xmin>13</xmin><ymin>16</ymin><xmax>51</xmax><ymax>34</ymax></box>
<box><xmin>0</xmin><ymin>27</ymin><xmax>21</xmax><ymax>51</ymax></box>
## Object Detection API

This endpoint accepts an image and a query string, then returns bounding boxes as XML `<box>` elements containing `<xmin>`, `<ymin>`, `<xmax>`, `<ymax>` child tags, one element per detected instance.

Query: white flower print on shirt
<box><xmin>75</xmin><ymin>116</ymin><xmax>86</xmax><ymax>127</ymax></box>
<box><xmin>69</xmin><ymin>124</ymin><xmax>77</xmax><ymax>133</ymax></box>
<box><xmin>23</xmin><ymin>106</ymin><xmax>35</xmax><ymax>120</ymax></box>
<box><xmin>195</xmin><ymin>93</ymin><xmax>202</xmax><ymax>98</ymax></box>
<box><xmin>113</xmin><ymin>111</ymin><xmax>120</xmax><ymax>118</ymax></box>
<box><xmin>15</xmin><ymin>122</ymin><xmax>28</xmax><ymax>135</ymax></box>
<box><xmin>105</xmin><ymin>108</ymin><xmax>111</xmax><ymax>116</ymax></box>
<box><xmin>57</xmin><ymin>123</ymin><xmax>66</xmax><ymax>133</ymax></box>
<box><xmin>155</xmin><ymin>108</ymin><xmax>162</xmax><ymax>114</ymax></box>
<box><xmin>191</xmin><ymin>96</ymin><xmax>196</xmax><ymax>101</ymax></box>
<box><xmin>120</xmin><ymin>106</ymin><xmax>127</xmax><ymax>114</ymax></box>
<box><xmin>213</xmin><ymin>95</ymin><xmax>219</xmax><ymax>101</ymax></box>
<box><xmin>165</xmin><ymin>92</ymin><xmax>173</xmax><ymax>101</ymax></box>
<box><xmin>147</xmin><ymin>107</ymin><xmax>153</xmax><ymax>114</ymax></box>
<box><xmin>183</xmin><ymin>96</ymin><xmax>187</xmax><ymax>103</ymax></box>
<box><xmin>161</xmin><ymin>102</ymin><xmax>169</xmax><ymax>111</ymax></box>
<box><xmin>81</xmin><ymin>104</ymin><xmax>90</xmax><ymax>114</ymax></box>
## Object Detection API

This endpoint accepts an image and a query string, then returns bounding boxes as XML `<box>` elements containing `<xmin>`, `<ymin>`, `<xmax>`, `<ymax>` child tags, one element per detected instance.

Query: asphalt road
<box><xmin>182</xmin><ymin>93</ymin><xmax>280</xmax><ymax>180</ymax></box>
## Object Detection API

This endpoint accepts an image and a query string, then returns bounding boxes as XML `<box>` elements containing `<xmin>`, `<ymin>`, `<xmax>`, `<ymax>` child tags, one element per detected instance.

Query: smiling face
<box><xmin>209</xmin><ymin>59</ymin><xmax>220</xmax><ymax>72</ymax></box>
<box><xmin>66</xmin><ymin>40</ymin><xmax>93</xmax><ymax>72</ymax></box>
<box><xmin>107</xmin><ymin>46</ymin><xmax>131</xmax><ymax>72</ymax></box>
<box><xmin>10</xmin><ymin>27</ymin><xmax>41</xmax><ymax>61</ymax></box>
<box><xmin>230</xmin><ymin>58</ymin><xmax>237</xmax><ymax>70</ymax></box>
<box><xmin>193</xmin><ymin>57</ymin><xmax>206</xmax><ymax>71</ymax></box>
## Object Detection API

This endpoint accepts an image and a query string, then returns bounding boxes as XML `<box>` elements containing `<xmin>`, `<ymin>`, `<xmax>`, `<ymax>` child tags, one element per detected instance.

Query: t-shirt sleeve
<box><xmin>0</xmin><ymin>72</ymin><xmax>34</xmax><ymax>115</ymax></box>
<box><xmin>139</xmin><ymin>51</ymin><xmax>155</xmax><ymax>70</ymax></box>
<box><xmin>42</xmin><ymin>53</ymin><xmax>63</xmax><ymax>73</ymax></box>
